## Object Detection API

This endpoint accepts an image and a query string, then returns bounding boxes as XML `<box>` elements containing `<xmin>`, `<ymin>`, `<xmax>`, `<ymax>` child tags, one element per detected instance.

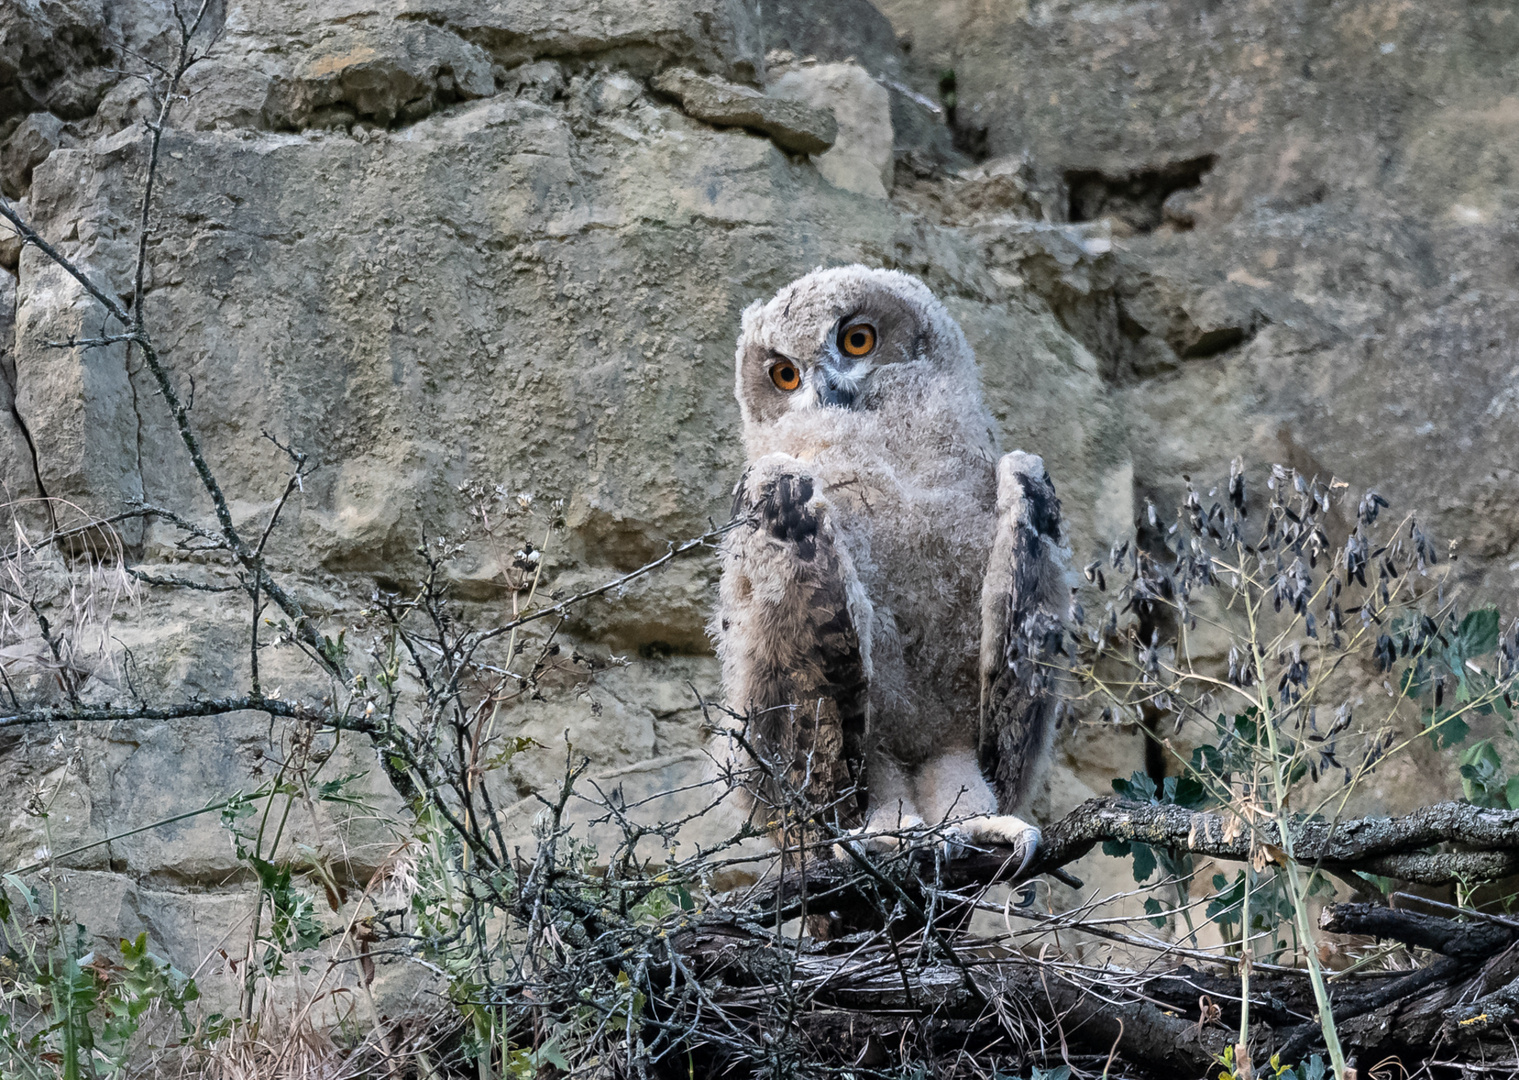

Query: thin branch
<box><xmin>475</xmin><ymin>520</ymin><xmax>739</xmax><ymax>643</ymax></box>
<box><xmin>126</xmin><ymin>568</ymin><xmax>238</xmax><ymax>592</ymax></box>
<box><xmin>0</xmin><ymin>694</ymin><xmax>355</xmax><ymax>730</ymax></box>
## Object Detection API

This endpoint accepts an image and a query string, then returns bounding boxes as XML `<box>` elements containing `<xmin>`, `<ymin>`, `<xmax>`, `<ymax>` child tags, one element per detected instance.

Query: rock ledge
<box><xmin>651</xmin><ymin>66</ymin><xmax>836</xmax><ymax>154</ymax></box>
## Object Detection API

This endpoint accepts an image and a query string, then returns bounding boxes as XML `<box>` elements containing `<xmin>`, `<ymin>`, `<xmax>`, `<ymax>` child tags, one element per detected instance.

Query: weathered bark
<box><xmin>744</xmin><ymin>796</ymin><xmax>1519</xmax><ymax>927</ymax></box>
<box><xmin>705</xmin><ymin>803</ymin><xmax>1519</xmax><ymax>1076</ymax></box>
<box><xmin>1025</xmin><ymin>796</ymin><xmax>1519</xmax><ymax>886</ymax></box>
<box><xmin>1319</xmin><ymin>902</ymin><xmax>1518</xmax><ymax>959</ymax></box>
<box><xmin>675</xmin><ymin>921</ymin><xmax>1224</xmax><ymax>1076</ymax></box>
<box><xmin>674</xmin><ymin>912</ymin><xmax>1519</xmax><ymax>1077</ymax></box>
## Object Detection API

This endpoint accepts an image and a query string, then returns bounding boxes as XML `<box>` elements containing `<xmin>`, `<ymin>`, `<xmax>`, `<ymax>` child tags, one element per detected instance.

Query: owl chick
<box><xmin>711</xmin><ymin>265</ymin><xmax>1066</xmax><ymax>872</ymax></box>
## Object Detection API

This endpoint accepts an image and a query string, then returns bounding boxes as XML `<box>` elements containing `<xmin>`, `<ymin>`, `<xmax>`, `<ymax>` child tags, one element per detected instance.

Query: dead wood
<box><xmin>743</xmin><ymin>795</ymin><xmax>1519</xmax><ymax>931</ymax></box>
<box><xmin>1025</xmin><ymin>796</ymin><xmax>1519</xmax><ymax>886</ymax></box>
<box><xmin>1319</xmin><ymin>902</ymin><xmax>1519</xmax><ymax>959</ymax></box>
<box><xmin>674</xmin><ymin>920</ymin><xmax>1222</xmax><ymax>1076</ymax></box>
<box><xmin>688</xmin><ymin>797</ymin><xmax>1519</xmax><ymax>1076</ymax></box>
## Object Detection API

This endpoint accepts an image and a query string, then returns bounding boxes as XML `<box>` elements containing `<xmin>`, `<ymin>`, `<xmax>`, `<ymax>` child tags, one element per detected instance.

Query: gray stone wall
<box><xmin>1</xmin><ymin>0</ymin><xmax>1513</xmax><ymax>989</ymax></box>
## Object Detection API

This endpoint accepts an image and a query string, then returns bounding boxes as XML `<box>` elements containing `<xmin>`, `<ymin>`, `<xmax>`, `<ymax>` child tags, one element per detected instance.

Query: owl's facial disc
<box><xmin>815</xmin><ymin>317</ymin><xmax>877</xmax><ymax>409</ymax></box>
<box><xmin>739</xmin><ymin>282</ymin><xmax>927</xmax><ymax>424</ymax></box>
<box><xmin>816</xmin><ymin>352</ymin><xmax>864</xmax><ymax>409</ymax></box>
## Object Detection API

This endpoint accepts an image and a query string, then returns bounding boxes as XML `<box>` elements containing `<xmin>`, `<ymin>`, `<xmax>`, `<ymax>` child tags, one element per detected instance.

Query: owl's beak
<box><xmin>815</xmin><ymin>349</ymin><xmax>865</xmax><ymax>409</ymax></box>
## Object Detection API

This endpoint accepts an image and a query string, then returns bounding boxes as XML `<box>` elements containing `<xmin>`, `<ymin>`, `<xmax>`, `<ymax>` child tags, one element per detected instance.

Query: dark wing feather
<box><xmin>979</xmin><ymin>452</ymin><xmax>1065</xmax><ymax>815</ymax></box>
<box><xmin>716</xmin><ymin>465</ymin><xmax>870</xmax><ymax>828</ymax></box>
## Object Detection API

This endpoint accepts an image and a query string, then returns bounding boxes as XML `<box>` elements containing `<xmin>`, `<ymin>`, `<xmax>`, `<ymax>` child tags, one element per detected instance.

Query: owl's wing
<box><xmin>714</xmin><ymin>457</ymin><xmax>870</xmax><ymax>829</ymax></box>
<box><xmin>979</xmin><ymin>451</ymin><xmax>1065</xmax><ymax>816</ymax></box>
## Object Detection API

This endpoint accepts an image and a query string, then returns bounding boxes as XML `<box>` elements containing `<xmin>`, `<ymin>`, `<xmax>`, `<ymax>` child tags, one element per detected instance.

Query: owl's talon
<box><xmin>834</xmin><ymin>815</ymin><xmax>927</xmax><ymax>860</ymax></box>
<box><xmin>940</xmin><ymin>817</ymin><xmax>1042</xmax><ymax>877</ymax></box>
<box><xmin>935</xmin><ymin>826</ymin><xmax>970</xmax><ymax>862</ymax></box>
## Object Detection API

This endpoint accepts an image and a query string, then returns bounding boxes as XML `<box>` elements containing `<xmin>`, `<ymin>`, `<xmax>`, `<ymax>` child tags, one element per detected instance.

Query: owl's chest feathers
<box><xmin>816</xmin><ymin>453</ymin><xmax>994</xmax><ymax>701</ymax></box>
<box><xmin>747</xmin><ymin>407</ymin><xmax>997</xmax><ymax>704</ymax></box>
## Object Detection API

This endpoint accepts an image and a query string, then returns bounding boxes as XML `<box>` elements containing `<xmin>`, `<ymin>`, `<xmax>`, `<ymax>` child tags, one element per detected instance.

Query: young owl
<box><xmin>711</xmin><ymin>265</ymin><xmax>1066</xmax><ymax>872</ymax></box>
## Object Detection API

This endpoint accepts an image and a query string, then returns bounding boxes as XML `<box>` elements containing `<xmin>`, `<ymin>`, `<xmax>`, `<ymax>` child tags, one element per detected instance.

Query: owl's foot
<box><xmin>834</xmin><ymin>815</ymin><xmax>926</xmax><ymax>860</ymax></box>
<box><xmin>939</xmin><ymin>815</ymin><xmax>1042</xmax><ymax>877</ymax></box>
<box><xmin>752</xmin><ymin>472</ymin><xmax>820</xmax><ymax>559</ymax></box>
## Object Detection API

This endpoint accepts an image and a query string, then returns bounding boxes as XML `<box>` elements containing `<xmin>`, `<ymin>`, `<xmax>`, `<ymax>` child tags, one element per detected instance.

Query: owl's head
<box><xmin>733</xmin><ymin>266</ymin><xmax>980</xmax><ymax>433</ymax></box>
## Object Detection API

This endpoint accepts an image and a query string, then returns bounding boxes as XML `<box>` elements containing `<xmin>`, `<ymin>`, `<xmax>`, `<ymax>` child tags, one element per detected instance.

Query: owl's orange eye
<box><xmin>770</xmin><ymin>361</ymin><xmax>802</xmax><ymax>391</ymax></box>
<box><xmin>840</xmin><ymin>322</ymin><xmax>876</xmax><ymax>357</ymax></box>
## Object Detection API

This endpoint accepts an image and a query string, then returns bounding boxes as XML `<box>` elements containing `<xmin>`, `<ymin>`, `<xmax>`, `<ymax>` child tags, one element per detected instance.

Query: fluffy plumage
<box><xmin>711</xmin><ymin>266</ymin><xmax>1066</xmax><ymax>867</ymax></box>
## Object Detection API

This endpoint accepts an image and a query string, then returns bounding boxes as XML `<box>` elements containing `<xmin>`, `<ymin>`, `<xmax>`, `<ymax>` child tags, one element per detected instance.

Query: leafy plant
<box><xmin>1072</xmin><ymin>462</ymin><xmax>1519</xmax><ymax>1079</ymax></box>
<box><xmin>1218</xmin><ymin>1046</ymin><xmax>1326</xmax><ymax>1080</ymax></box>
<box><xmin>0</xmin><ymin>878</ymin><xmax>198</xmax><ymax>1080</ymax></box>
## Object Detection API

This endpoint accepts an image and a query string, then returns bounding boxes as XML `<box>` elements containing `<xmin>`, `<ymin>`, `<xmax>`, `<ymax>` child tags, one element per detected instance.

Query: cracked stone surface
<box><xmin>650</xmin><ymin>66</ymin><xmax>836</xmax><ymax>154</ymax></box>
<box><xmin>0</xmin><ymin>0</ymin><xmax>1516</xmax><ymax>998</ymax></box>
<box><xmin>767</xmin><ymin>62</ymin><xmax>893</xmax><ymax>198</ymax></box>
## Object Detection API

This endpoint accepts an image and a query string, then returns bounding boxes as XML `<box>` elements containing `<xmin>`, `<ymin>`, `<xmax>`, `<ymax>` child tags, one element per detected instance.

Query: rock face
<box><xmin>0</xmin><ymin>0</ymin><xmax>1514</xmax><ymax>1000</ymax></box>
<box><xmin>651</xmin><ymin>65</ymin><xmax>836</xmax><ymax>153</ymax></box>
<box><xmin>878</xmin><ymin>0</ymin><xmax>1519</xmax><ymax>592</ymax></box>
<box><xmin>768</xmin><ymin>62</ymin><xmax>893</xmax><ymax>198</ymax></box>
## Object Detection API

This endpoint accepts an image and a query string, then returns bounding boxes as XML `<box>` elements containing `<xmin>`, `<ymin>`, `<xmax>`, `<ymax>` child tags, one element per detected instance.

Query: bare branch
<box><xmin>477</xmin><ymin>519</ymin><xmax>739</xmax><ymax>643</ymax></box>
<box><xmin>0</xmin><ymin>694</ymin><xmax>331</xmax><ymax>729</ymax></box>
<box><xmin>126</xmin><ymin>568</ymin><xmax>238</xmax><ymax>592</ymax></box>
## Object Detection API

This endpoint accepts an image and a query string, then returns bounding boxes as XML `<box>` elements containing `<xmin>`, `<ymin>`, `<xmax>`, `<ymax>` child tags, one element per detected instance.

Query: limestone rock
<box><xmin>0</xmin><ymin>0</ymin><xmax>120</xmax><ymax>124</ymax></box>
<box><xmin>14</xmin><ymin>146</ymin><xmax>144</xmax><ymax>521</ymax></box>
<box><xmin>401</xmin><ymin>0</ymin><xmax>766</xmax><ymax>83</ymax></box>
<box><xmin>0</xmin><ymin>195</ymin><xmax>23</xmax><ymax>269</ymax></box>
<box><xmin>498</xmin><ymin>59</ymin><xmax>566</xmax><ymax>106</ymax></box>
<box><xmin>0</xmin><ymin>266</ymin><xmax>39</xmax><ymax>505</ymax></box>
<box><xmin>650</xmin><ymin>66</ymin><xmax>836</xmax><ymax>154</ymax></box>
<box><xmin>767</xmin><ymin>62</ymin><xmax>893</xmax><ymax>198</ymax></box>
<box><xmin>757</xmin><ymin>0</ymin><xmax>905</xmax><ymax>82</ymax></box>
<box><xmin>262</xmin><ymin>22</ymin><xmax>495</xmax><ymax>130</ymax></box>
<box><xmin>1</xmin><ymin>112</ymin><xmax>64</xmax><ymax>197</ymax></box>
<box><xmin>755</xmin><ymin>0</ymin><xmax>962</xmax><ymax>176</ymax></box>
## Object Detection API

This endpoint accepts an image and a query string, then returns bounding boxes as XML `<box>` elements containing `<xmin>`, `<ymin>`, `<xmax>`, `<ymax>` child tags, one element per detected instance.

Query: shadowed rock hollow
<box><xmin>1</xmin><ymin>0</ymin><xmax>1516</xmax><ymax>994</ymax></box>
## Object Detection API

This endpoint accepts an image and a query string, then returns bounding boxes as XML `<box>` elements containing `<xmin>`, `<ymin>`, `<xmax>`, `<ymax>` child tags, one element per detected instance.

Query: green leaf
<box><xmin>3</xmin><ymin>873</ymin><xmax>38</xmax><ymax>916</ymax></box>
<box><xmin>317</xmin><ymin>774</ymin><xmax>362</xmax><ymax>799</ymax></box>
<box><xmin>1170</xmin><ymin>774</ymin><xmax>1208</xmax><ymax>808</ymax></box>
<box><xmin>1207</xmin><ymin>870</ymin><xmax>1246</xmax><ymax>926</ymax></box>
<box><xmin>1423</xmin><ymin>708</ymin><xmax>1470</xmax><ymax>750</ymax></box>
<box><xmin>1460</xmin><ymin>740</ymin><xmax>1509</xmax><ymax>807</ymax></box>
<box><xmin>1143</xmin><ymin>896</ymin><xmax>1166</xmax><ymax>928</ymax></box>
<box><xmin>1190</xmin><ymin>744</ymin><xmax>1225</xmax><ymax>779</ymax></box>
<box><xmin>1399</xmin><ymin>661</ymin><xmax>1428</xmax><ymax>699</ymax></box>
<box><xmin>482</xmin><ymin>735</ymin><xmax>542</xmax><ymax>771</ymax></box>
<box><xmin>1505</xmin><ymin>775</ymin><xmax>1519</xmax><ymax>810</ymax></box>
<box><xmin>1305</xmin><ymin>872</ymin><xmax>1336</xmax><ymax>899</ymax></box>
<box><xmin>1101</xmin><ymin>838</ymin><xmax>1155</xmax><ymax>882</ymax></box>
<box><xmin>1112</xmin><ymin>770</ymin><xmax>1158</xmax><ymax>803</ymax></box>
<box><xmin>121</xmin><ymin>932</ymin><xmax>147</xmax><ymax>963</ymax></box>
<box><xmin>1460</xmin><ymin>608</ymin><xmax>1501</xmax><ymax>657</ymax></box>
<box><xmin>537</xmin><ymin>1039</ymin><xmax>570</xmax><ymax>1070</ymax></box>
